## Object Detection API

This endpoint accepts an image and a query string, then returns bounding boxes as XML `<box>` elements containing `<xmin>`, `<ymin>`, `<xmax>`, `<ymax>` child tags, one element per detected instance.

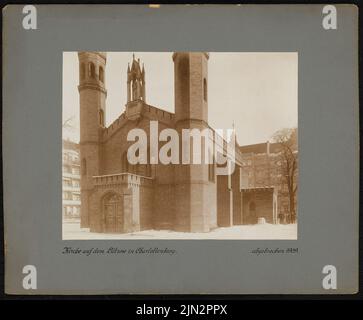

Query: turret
<box><xmin>126</xmin><ymin>54</ymin><xmax>146</xmax><ymax>120</ymax></box>
<box><xmin>127</xmin><ymin>54</ymin><xmax>146</xmax><ymax>103</ymax></box>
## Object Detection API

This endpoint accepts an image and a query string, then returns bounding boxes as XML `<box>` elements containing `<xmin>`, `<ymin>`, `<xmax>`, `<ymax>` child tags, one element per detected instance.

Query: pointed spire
<box><xmin>132</xmin><ymin>53</ymin><xmax>135</xmax><ymax>60</ymax></box>
<box><xmin>231</xmin><ymin>121</ymin><xmax>239</xmax><ymax>147</ymax></box>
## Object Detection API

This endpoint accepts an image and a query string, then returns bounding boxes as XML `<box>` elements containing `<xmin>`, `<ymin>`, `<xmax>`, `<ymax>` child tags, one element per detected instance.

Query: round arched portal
<box><xmin>103</xmin><ymin>193</ymin><xmax>123</xmax><ymax>233</ymax></box>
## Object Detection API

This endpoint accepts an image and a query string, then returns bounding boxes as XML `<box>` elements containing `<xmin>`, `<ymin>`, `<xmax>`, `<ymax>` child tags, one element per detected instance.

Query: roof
<box><xmin>241</xmin><ymin>186</ymin><xmax>275</xmax><ymax>192</ymax></box>
<box><xmin>239</xmin><ymin>142</ymin><xmax>282</xmax><ymax>155</ymax></box>
<box><xmin>62</xmin><ymin>139</ymin><xmax>79</xmax><ymax>151</ymax></box>
<box><xmin>239</xmin><ymin>142</ymin><xmax>268</xmax><ymax>154</ymax></box>
<box><xmin>101</xmin><ymin>103</ymin><xmax>175</xmax><ymax>142</ymax></box>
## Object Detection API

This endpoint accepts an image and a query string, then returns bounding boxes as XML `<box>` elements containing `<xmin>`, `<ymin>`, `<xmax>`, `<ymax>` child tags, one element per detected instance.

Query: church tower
<box><xmin>78</xmin><ymin>52</ymin><xmax>107</xmax><ymax>227</ymax></box>
<box><xmin>173</xmin><ymin>52</ymin><xmax>217</xmax><ymax>232</ymax></box>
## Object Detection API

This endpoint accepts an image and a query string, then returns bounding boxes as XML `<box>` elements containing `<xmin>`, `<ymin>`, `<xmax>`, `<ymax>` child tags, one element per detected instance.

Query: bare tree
<box><xmin>62</xmin><ymin>116</ymin><xmax>75</xmax><ymax>130</ymax></box>
<box><xmin>272</xmin><ymin>128</ymin><xmax>298</xmax><ymax>223</ymax></box>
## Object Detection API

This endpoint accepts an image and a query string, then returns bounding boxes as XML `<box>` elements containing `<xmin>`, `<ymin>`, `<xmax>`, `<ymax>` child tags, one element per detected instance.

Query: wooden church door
<box><xmin>104</xmin><ymin>194</ymin><xmax>123</xmax><ymax>233</ymax></box>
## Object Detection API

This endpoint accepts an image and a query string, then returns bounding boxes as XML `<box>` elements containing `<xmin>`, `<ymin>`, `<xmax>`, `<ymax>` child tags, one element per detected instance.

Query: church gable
<box><xmin>101</xmin><ymin>113</ymin><xmax>175</xmax><ymax>176</ymax></box>
<box><xmin>101</xmin><ymin>104</ymin><xmax>175</xmax><ymax>144</ymax></box>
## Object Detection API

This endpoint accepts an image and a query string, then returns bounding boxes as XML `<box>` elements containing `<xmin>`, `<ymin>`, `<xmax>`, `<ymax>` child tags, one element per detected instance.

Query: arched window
<box><xmin>80</xmin><ymin>63</ymin><xmax>86</xmax><ymax>80</ymax></box>
<box><xmin>89</xmin><ymin>62</ymin><xmax>95</xmax><ymax>78</ymax></box>
<box><xmin>132</xmin><ymin>80</ymin><xmax>137</xmax><ymax>100</ymax></box>
<box><xmin>203</xmin><ymin>78</ymin><xmax>207</xmax><ymax>102</ymax></box>
<box><xmin>99</xmin><ymin>66</ymin><xmax>104</xmax><ymax>83</ymax></box>
<box><xmin>81</xmin><ymin>158</ymin><xmax>87</xmax><ymax>175</ymax></box>
<box><xmin>99</xmin><ymin>109</ymin><xmax>104</xmax><ymax>126</ymax></box>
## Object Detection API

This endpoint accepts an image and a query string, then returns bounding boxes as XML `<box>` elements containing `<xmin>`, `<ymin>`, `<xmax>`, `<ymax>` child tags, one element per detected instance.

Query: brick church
<box><xmin>78</xmin><ymin>52</ymin><xmax>280</xmax><ymax>233</ymax></box>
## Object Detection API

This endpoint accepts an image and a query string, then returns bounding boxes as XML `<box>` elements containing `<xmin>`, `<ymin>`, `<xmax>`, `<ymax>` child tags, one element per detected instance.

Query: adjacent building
<box><xmin>239</xmin><ymin>141</ymin><xmax>298</xmax><ymax>223</ymax></box>
<box><xmin>62</xmin><ymin>139</ymin><xmax>81</xmax><ymax>219</ymax></box>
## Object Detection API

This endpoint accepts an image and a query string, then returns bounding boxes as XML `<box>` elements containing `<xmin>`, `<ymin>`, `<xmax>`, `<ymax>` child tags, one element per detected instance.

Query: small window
<box><xmin>63</xmin><ymin>165</ymin><xmax>72</xmax><ymax>173</ymax></box>
<box><xmin>89</xmin><ymin>62</ymin><xmax>95</xmax><ymax>78</ymax></box>
<box><xmin>99</xmin><ymin>66</ymin><xmax>104</xmax><ymax>83</ymax></box>
<box><xmin>80</xmin><ymin>63</ymin><xmax>86</xmax><ymax>80</ymax></box>
<box><xmin>99</xmin><ymin>109</ymin><xmax>104</xmax><ymax>126</ymax></box>
<box><xmin>63</xmin><ymin>179</ymin><xmax>72</xmax><ymax>187</ymax></box>
<box><xmin>203</xmin><ymin>78</ymin><xmax>207</xmax><ymax>102</ymax></box>
<box><xmin>73</xmin><ymin>180</ymin><xmax>80</xmax><ymax>187</ymax></box>
<box><xmin>81</xmin><ymin>158</ymin><xmax>87</xmax><ymax>175</ymax></box>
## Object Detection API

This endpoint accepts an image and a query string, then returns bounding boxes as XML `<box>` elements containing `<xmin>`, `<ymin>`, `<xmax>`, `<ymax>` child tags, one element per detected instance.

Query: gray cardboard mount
<box><xmin>3</xmin><ymin>5</ymin><xmax>359</xmax><ymax>294</ymax></box>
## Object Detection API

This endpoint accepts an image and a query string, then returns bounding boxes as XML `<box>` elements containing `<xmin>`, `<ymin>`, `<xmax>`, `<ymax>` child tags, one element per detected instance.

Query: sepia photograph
<box><xmin>62</xmin><ymin>51</ymin><xmax>298</xmax><ymax>240</ymax></box>
<box><xmin>3</xmin><ymin>4</ymin><xmax>358</xmax><ymax>297</ymax></box>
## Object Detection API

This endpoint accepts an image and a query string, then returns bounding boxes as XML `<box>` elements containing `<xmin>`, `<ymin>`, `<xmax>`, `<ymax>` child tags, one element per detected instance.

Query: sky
<box><xmin>63</xmin><ymin>52</ymin><xmax>297</xmax><ymax>146</ymax></box>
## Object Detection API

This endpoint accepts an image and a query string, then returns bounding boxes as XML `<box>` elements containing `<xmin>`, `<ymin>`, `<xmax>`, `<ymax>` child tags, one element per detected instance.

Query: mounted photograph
<box><xmin>62</xmin><ymin>51</ymin><xmax>298</xmax><ymax>240</ymax></box>
<box><xmin>4</xmin><ymin>4</ymin><xmax>358</xmax><ymax>295</ymax></box>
